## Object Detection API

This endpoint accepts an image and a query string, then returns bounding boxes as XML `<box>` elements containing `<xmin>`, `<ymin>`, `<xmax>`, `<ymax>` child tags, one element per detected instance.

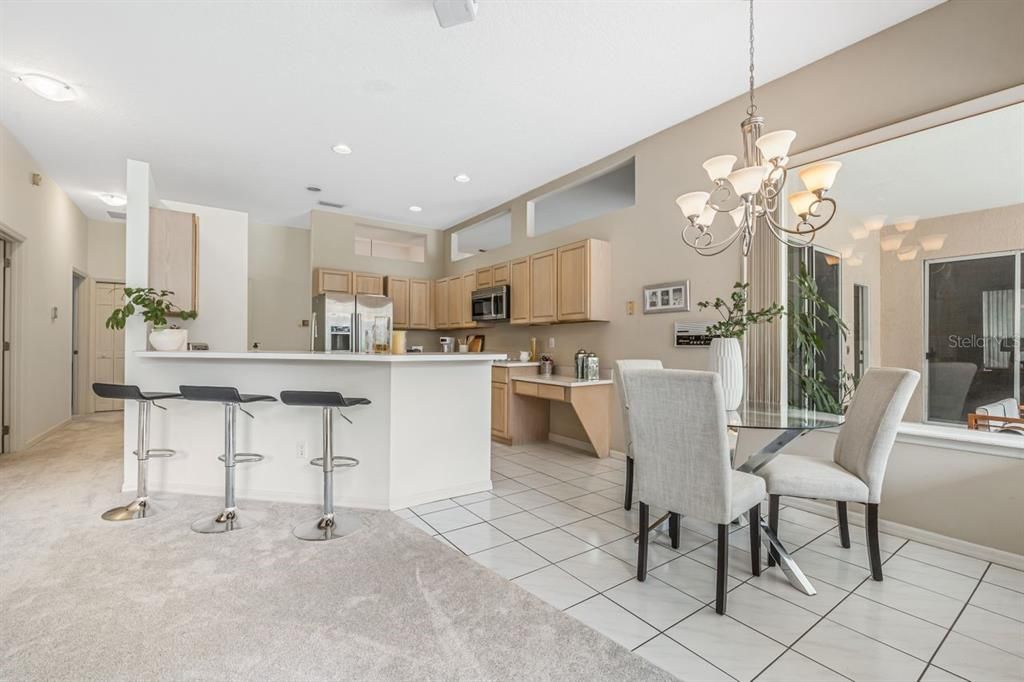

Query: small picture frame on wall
<box><xmin>643</xmin><ymin>280</ymin><xmax>690</xmax><ymax>314</ymax></box>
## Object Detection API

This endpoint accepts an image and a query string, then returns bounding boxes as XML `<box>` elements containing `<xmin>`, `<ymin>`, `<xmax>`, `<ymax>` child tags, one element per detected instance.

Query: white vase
<box><xmin>149</xmin><ymin>328</ymin><xmax>188</xmax><ymax>352</ymax></box>
<box><xmin>708</xmin><ymin>337</ymin><xmax>743</xmax><ymax>410</ymax></box>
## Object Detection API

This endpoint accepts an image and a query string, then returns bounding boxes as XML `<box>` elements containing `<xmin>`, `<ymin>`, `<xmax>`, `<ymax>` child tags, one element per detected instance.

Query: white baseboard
<box><xmin>23</xmin><ymin>418</ymin><xmax>72</xmax><ymax>450</ymax></box>
<box><xmin>547</xmin><ymin>432</ymin><xmax>627</xmax><ymax>461</ymax></box>
<box><xmin>123</xmin><ymin>478</ymin><xmax>494</xmax><ymax>512</ymax></box>
<box><xmin>784</xmin><ymin>497</ymin><xmax>1024</xmax><ymax>571</ymax></box>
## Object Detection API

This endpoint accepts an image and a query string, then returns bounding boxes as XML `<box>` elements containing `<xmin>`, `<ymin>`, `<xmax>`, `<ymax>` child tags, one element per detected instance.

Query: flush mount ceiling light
<box><xmin>675</xmin><ymin>0</ymin><xmax>841</xmax><ymax>257</ymax></box>
<box><xmin>331</xmin><ymin>143</ymin><xmax>352</xmax><ymax>155</ymax></box>
<box><xmin>96</xmin><ymin>192</ymin><xmax>127</xmax><ymax>207</ymax></box>
<box><xmin>408</xmin><ymin>205</ymin><xmax>423</xmax><ymax>213</ymax></box>
<box><xmin>14</xmin><ymin>73</ymin><xmax>77</xmax><ymax>102</ymax></box>
<box><xmin>453</xmin><ymin>174</ymin><xmax>471</xmax><ymax>183</ymax></box>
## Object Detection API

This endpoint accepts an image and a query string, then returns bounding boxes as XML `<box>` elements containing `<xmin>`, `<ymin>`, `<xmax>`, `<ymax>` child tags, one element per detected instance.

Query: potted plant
<box><xmin>697</xmin><ymin>283</ymin><xmax>784</xmax><ymax>410</ymax></box>
<box><xmin>105</xmin><ymin>287</ymin><xmax>197</xmax><ymax>351</ymax></box>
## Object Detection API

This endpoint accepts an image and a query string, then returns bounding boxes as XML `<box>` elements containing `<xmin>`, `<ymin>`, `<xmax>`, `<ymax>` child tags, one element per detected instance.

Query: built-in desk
<box><xmin>491</xmin><ymin>365</ymin><xmax>612</xmax><ymax>457</ymax></box>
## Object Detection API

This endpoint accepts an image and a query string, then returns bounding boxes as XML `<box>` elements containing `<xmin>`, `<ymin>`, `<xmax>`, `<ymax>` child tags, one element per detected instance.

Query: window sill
<box><xmin>895</xmin><ymin>422</ymin><xmax>1023</xmax><ymax>459</ymax></box>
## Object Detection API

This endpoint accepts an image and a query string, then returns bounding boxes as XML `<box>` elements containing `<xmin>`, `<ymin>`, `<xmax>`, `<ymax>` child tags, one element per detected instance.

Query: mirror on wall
<box><xmin>783</xmin><ymin>102</ymin><xmax>1024</xmax><ymax>434</ymax></box>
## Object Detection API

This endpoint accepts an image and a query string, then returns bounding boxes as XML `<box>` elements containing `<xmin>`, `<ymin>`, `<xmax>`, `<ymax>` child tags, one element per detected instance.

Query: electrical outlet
<box><xmin>547</xmin><ymin>337</ymin><xmax>555</xmax><ymax>350</ymax></box>
<box><xmin>296</xmin><ymin>442</ymin><xmax>307</xmax><ymax>459</ymax></box>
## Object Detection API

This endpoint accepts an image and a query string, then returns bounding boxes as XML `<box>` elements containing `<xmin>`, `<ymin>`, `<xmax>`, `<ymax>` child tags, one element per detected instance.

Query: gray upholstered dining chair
<box><xmin>621</xmin><ymin>368</ymin><xmax>766</xmax><ymax>615</ymax></box>
<box><xmin>614</xmin><ymin>359</ymin><xmax>663</xmax><ymax>512</ymax></box>
<box><xmin>755</xmin><ymin>367</ymin><xmax>919</xmax><ymax>581</ymax></box>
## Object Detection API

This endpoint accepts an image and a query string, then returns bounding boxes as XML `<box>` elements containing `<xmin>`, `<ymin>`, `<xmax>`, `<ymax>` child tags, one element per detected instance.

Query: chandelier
<box><xmin>675</xmin><ymin>0</ymin><xmax>841</xmax><ymax>257</ymax></box>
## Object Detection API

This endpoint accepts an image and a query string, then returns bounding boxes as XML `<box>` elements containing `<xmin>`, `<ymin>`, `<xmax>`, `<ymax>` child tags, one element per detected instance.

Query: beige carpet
<box><xmin>0</xmin><ymin>413</ymin><xmax>671</xmax><ymax>681</ymax></box>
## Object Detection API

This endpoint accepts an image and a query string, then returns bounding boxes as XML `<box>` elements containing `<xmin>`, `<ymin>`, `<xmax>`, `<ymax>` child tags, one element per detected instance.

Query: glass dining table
<box><xmin>729</xmin><ymin>401</ymin><xmax>845</xmax><ymax>596</ymax></box>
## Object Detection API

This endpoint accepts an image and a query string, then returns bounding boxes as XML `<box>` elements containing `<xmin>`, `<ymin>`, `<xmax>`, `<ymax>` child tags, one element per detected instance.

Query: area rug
<box><xmin>0</xmin><ymin>414</ymin><xmax>672</xmax><ymax>681</ymax></box>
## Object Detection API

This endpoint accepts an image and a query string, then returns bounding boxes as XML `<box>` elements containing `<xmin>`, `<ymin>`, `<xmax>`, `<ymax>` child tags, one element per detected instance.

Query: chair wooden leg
<box><xmin>837</xmin><ymin>501</ymin><xmax>851</xmax><ymax>548</ymax></box>
<box><xmin>637</xmin><ymin>502</ymin><xmax>649</xmax><ymax>581</ymax></box>
<box><xmin>624</xmin><ymin>456</ymin><xmax>634</xmax><ymax>511</ymax></box>
<box><xmin>767</xmin><ymin>494</ymin><xmax>780</xmax><ymax>567</ymax></box>
<box><xmin>866</xmin><ymin>503</ymin><xmax>883</xmax><ymax>581</ymax></box>
<box><xmin>716</xmin><ymin>523</ymin><xmax>729</xmax><ymax>615</ymax></box>
<box><xmin>748</xmin><ymin>504</ymin><xmax>761</xmax><ymax>577</ymax></box>
<box><xmin>669</xmin><ymin>512</ymin><xmax>680</xmax><ymax>549</ymax></box>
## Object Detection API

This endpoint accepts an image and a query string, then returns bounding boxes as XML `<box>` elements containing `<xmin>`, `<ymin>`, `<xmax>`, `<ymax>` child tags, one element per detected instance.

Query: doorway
<box><xmin>1</xmin><ymin>239</ymin><xmax>9</xmax><ymax>453</ymax></box>
<box><xmin>92</xmin><ymin>282</ymin><xmax>125</xmax><ymax>412</ymax></box>
<box><xmin>853</xmin><ymin>284</ymin><xmax>869</xmax><ymax>382</ymax></box>
<box><xmin>72</xmin><ymin>272</ymin><xmax>85</xmax><ymax>414</ymax></box>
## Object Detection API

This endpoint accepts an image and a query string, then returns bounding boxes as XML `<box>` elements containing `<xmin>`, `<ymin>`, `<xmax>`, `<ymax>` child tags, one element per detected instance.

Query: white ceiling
<box><xmin>0</xmin><ymin>0</ymin><xmax>939</xmax><ymax>229</ymax></box>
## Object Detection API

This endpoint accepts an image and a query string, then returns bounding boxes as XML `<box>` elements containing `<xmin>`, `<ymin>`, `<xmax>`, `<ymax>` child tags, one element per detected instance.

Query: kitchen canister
<box><xmin>585</xmin><ymin>353</ymin><xmax>599</xmax><ymax>381</ymax></box>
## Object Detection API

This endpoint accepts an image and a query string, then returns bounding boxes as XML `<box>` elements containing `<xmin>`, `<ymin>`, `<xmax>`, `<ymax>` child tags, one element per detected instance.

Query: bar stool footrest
<box><xmin>217</xmin><ymin>452</ymin><xmax>265</xmax><ymax>463</ymax></box>
<box><xmin>309</xmin><ymin>456</ymin><xmax>359</xmax><ymax>468</ymax></box>
<box><xmin>143</xmin><ymin>448</ymin><xmax>176</xmax><ymax>458</ymax></box>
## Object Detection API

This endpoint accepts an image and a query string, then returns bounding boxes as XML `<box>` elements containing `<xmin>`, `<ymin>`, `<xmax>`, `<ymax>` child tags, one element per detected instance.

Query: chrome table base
<box><xmin>293</xmin><ymin>513</ymin><xmax>363</xmax><ymax>541</ymax></box>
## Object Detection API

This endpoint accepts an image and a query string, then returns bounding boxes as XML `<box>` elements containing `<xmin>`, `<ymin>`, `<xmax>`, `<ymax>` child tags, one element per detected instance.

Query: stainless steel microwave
<box><xmin>471</xmin><ymin>285</ymin><xmax>509</xmax><ymax>322</ymax></box>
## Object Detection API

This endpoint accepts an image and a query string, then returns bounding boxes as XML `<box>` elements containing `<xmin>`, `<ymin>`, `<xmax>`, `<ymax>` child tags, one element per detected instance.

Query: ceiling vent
<box><xmin>107</xmin><ymin>210</ymin><xmax>126</xmax><ymax>220</ymax></box>
<box><xmin>317</xmin><ymin>200</ymin><xmax>346</xmax><ymax>210</ymax></box>
<box><xmin>434</xmin><ymin>0</ymin><xmax>477</xmax><ymax>28</ymax></box>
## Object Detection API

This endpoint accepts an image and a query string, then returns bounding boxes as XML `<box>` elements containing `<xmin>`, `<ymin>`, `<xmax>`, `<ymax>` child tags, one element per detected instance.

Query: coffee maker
<box><xmin>439</xmin><ymin>336</ymin><xmax>455</xmax><ymax>353</ymax></box>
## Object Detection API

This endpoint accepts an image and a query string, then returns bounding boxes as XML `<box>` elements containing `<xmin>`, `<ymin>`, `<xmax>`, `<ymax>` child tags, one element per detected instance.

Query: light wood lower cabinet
<box><xmin>490</xmin><ymin>366</ymin><xmax>549</xmax><ymax>444</ymax></box>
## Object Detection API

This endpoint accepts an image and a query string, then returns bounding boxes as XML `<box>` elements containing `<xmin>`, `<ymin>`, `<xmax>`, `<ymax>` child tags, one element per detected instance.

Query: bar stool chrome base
<box><xmin>293</xmin><ymin>512</ymin><xmax>363</xmax><ymax>541</ymax></box>
<box><xmin>102</xmin><ymin>496</ymin><xmax>156</xmax><ymax>521</ymax></box>
<box><xmin>191</xmin><ymin>507</ymin><xmax>264</xmax><ymax>534</ymax></box>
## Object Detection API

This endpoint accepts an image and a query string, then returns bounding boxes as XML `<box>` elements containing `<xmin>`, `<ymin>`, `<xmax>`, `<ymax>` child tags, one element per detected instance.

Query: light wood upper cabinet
<box><xmin>386</xmin><ymin>277</ymin><xmax>410</xmax><ymax>328</ymax></box>
<box><xmin>529</xmin><ymin>249</ymin><xmax>558</xmax><ymax>324</ymax></box>
<box><xmin>354</xmin><ymin>272</ymin><xmax>384</xmax><ymax>295</ymax></box>
<box><xmin>434</xmin><ymin>277</ymin><xmax>450</xmax><ymax>329</ymax></box>
<box><xmin>475</xmin><ymin>267</ymin><xmax>493</xmax><ymax>288</ymax></box>
<box><xmin>447</xmin><ymin>276</ymin><xmax>462</xmax><ymax>328</ymax></box>
<box><xmin>556</xmin><ymin>239</ymin><xmax>611</xmax><ymax>322</ymax></box>
<box><xmin>510</xmin><ymin>257</ymin><xmax>531</xmax><ymax>325</ymax></box>
<box><xmin>492</xmin><ymin>262</ymin><xmax>510</xmax><ymax>285</ymax></box>
<box><xmin>314</xmin><ymin>268</ymin><xmax>352</xmax><ymax>295</ymax></box>
<box><xmin>149</xmin><ymin>207</ymin><xmax>198</xmax><ymax>314</ymax></box>
<box><xmin>409</xmin><ymin>279</ymin><xmax>431</xmax><ymax>329</ymax></box>
<box><xmin>460</xmin><ymin>271</ymin><xmax>477</xmax><ymax>328</ymax></box>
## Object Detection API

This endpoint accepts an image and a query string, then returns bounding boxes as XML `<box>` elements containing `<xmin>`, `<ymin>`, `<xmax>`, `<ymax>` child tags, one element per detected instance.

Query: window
<box><xmin>788</xmin><ymin>245</ymin><xmax>843</xmax><ymax>410</ymax></box>
<box><xmin>527</xmin><ymin>158</ymin><xmax>635</xmax><ymax>237</ymax></box>
<box><xmin>354</xmin><ymin>224</ymin><xmax>426</xmax><ymax>264</ymax></box>
<box><xmin>451</xmin><ymin>211</ymin><xmax>511</xmax><ymax>262</ymax></box>
<box><xmin>924</xmin><ymin>251</ymin><xmax>1022</xmax><ymax>424</ymax></box>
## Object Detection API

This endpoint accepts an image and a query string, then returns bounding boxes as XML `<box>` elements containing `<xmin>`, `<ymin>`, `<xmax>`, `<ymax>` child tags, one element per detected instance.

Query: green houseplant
<box><xmin>788</xmin><ymin>264</ymin><xmax>856</xmax><ymax>414</ymax></box>
<box><xmin>106</xmin><ymin>287</ymin><xmax>197</xmax><ymax>351</ymax></box>
<box><xmin>697</xmin><ymin>282</ymin><xmax>785</xmax><ymax>409</ymax></box>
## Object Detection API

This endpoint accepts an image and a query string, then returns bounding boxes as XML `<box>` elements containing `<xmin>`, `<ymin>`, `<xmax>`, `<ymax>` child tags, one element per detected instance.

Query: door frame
<box><xmin>921</xmin><ymin>249</ymin><xmax>1023</xmax><ymax>425</ymax></box>
<box><xmin>71</xmin><ymin>269</ymin><xmax>90</xmax><ymax>415</ymax></box>
<box><xmin>0</xmin><ymin>222</ymin><xmax>24</xmax><ymax>453</ymax></box>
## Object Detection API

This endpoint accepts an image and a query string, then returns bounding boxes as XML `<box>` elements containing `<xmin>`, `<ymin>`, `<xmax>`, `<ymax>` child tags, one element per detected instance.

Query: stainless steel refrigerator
<box><xmin>312</xmin><ymin>293</ymin><xmax>393</xmax><ymax>353</ymax></box>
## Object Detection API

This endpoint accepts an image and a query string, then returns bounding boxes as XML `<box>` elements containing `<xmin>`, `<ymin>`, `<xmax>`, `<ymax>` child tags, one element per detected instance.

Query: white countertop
<box><xmin>136</xmin><ymin>351</ymin><xmax>509</xmax><ymax>363</ymax></box>
<box><xmin>513</xmin><ymin>374</ymin><xmax>613</xmax><ymax>388</ymax></box>
<box><xmin>492</xmin><ymin>361</ymin><xmax>542</xmax><ymax>368</ymax></box>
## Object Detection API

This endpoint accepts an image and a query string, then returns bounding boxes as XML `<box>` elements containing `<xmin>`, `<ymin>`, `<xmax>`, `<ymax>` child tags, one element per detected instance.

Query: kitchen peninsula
<box><xmin>128</xmin><ymin>351</ymin><xmax>507</xmax><ymax>509</ymax></box>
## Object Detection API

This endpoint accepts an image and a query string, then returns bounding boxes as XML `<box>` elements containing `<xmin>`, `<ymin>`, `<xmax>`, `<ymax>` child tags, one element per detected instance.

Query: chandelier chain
<box><xmin>747</xmin><ymin>0</ymin><xmax>756</xmax><ymax>116</ymax></box>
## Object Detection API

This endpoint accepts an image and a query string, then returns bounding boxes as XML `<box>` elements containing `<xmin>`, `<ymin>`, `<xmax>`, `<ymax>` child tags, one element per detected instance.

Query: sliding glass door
<box><xmin>925</xmin><ymin>251</ymin><xmax>1022</xmax><ymax>424</ymax></box>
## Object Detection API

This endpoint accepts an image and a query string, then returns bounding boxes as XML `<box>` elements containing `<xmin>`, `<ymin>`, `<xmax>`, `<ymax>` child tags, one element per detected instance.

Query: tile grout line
<box><xmin>916</xmin><ymin>562</ymin><xmax>992</xmax><ymax>682</ymax></box>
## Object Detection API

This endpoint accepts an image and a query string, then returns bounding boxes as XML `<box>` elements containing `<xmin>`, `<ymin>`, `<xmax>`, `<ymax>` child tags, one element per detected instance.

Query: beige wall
<box><xmin>440</xmin><ymin>0</ymin><xmax>1024</xmax><ymax>453</ymax></box>
<box><xmin>311</xmin><ymin>209</ymin><xmax>444</xmax><ymax>280</ymax></box>
<box><xmin>881</xmin><ymin>204</ymin><xmax>1024</xmax><ymax>421</ymax></box>
<box><xmin>86</xmin><ymin>219</ymin><xmax>126</xmax><ymax>282</ymax></box>
<box><xmin>248</xmin><ymin>223</ymin><xmax>313</xmax><ymax>351</ymax></box>
<box><xmin>0</xmin><ymin>123</ymin><xmax>90</xmax><ymax>448</ymax></box>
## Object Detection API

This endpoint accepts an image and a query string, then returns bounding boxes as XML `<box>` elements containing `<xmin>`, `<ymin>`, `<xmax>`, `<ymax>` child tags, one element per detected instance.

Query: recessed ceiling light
<box><xmin>14</xmin><ymin>73</ymin><xmax>77</xmax><ymax>102</ymax></box>
<box><xmin>96</xmin><ymin>193</ymin><xmax>127</xmax><ymax>207</ymax></box>
<box><xmin>408</xmin><ymin>205</ymin><xmax>423</xmax><ymax>213</ymax></box>
<box><xmin>454</xmin><ymin>174</ymin><xmax>471</xmax><ymax>183</ymax></box>
<box><xmin>331</xmin><ymin>143</ymin><xmax>352</xmax><ymax>155</ymax></box>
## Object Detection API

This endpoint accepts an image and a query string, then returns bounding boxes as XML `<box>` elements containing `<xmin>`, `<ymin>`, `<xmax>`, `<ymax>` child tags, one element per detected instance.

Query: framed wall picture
<box><xmin>643</xmin><ymin>280</ymin><xmax>690</xmax><ymax>314</ymax></box>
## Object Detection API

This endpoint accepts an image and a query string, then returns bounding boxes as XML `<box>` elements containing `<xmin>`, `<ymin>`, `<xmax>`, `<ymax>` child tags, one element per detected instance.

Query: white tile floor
<box><xmin>396</xmin><ymin>440</ymin><xmax>1024</xmax><ymax>682</ymax></box>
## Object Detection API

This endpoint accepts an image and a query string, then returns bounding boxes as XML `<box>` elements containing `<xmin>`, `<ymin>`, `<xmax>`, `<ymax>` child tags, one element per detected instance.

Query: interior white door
<box><xmin>92</xmin><ymin>282</ymin><xmax>125</xmax><ymax>412</ymax></box>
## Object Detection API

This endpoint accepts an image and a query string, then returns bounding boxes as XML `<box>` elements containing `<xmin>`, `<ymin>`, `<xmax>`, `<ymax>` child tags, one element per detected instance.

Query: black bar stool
<box><xmin>92</xmin><ymin>383</ymin><xmax>180</xmax><ymax>521</ymax></box>
<box><xmin>280</xmin><ymin>390</ymin><xmax>370</xmax><ymax>541</ymax></box>
<box><xmin>179</xmin><ymin>385</ymin><xmax>276</xmax><ymax>534</ymax></box>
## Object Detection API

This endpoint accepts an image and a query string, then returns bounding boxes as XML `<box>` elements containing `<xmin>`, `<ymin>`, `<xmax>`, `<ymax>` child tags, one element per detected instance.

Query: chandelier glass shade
<box><xmin>676</xmin><ymin>0</ymin><xmax>841</xmax><ymax>257</ymax></box>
